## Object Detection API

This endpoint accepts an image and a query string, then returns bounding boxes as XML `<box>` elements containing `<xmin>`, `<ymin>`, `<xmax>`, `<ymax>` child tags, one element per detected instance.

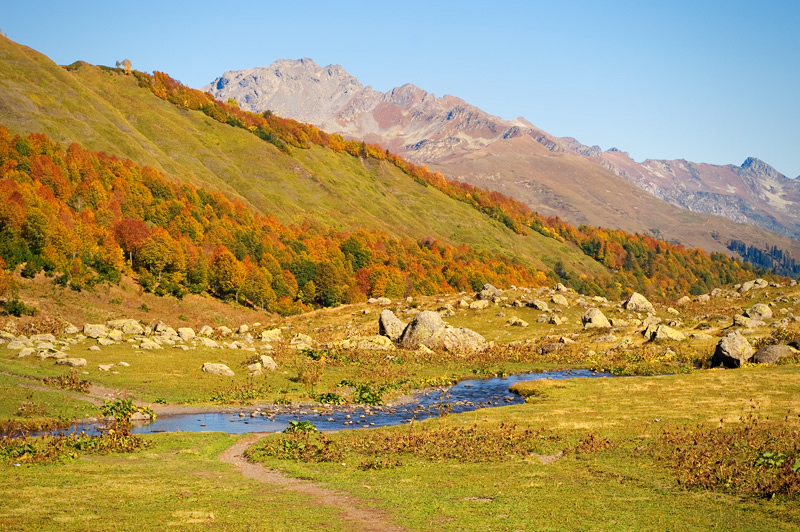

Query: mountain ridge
<box><xmin>205</xmin><ymin>58</ymin><xmax>800</xmax><ymax>245</ymax></box>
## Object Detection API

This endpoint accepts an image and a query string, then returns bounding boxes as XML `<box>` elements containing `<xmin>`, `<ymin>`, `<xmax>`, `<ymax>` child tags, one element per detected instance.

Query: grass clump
<box><xmin>41</xmin><ymin>369</ymin><xmax>90</xmax><ymax>393</ymax></box>
<box><xmin>208</xmin><ymin>381</ymin><xmax>273</xmax><ymax>404</ymax></box>
<box><xmin>654</xmin><ymin>412</ymin><xmax>800</xmax><ymax>500</ymax></box>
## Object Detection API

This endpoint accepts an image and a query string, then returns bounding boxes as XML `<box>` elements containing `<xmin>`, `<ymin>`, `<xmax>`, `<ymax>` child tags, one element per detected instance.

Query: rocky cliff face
<box><xmin>205</xmin><ymin>59</ymin><xmax>800</xmax><ymax>243</ymax></box>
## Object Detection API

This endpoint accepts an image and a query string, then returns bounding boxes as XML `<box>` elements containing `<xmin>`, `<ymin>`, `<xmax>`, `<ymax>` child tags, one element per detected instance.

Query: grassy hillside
<box><xmin>0</xmin><ymin>35</ymin><xmax>605</xmax><ymax>278</ymax></box>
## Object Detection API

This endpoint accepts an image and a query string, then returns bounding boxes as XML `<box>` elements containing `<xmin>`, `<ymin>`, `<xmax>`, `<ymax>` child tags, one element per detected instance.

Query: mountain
<box><xmin>205</xmin><ymin>59</ymin><xmax>800</xmax><ymax>261</ymax></box>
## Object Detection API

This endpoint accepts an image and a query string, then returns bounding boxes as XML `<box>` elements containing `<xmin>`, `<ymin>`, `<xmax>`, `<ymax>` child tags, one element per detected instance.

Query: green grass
<box><xmin>0</xmin><ymin>373</ymin><xmax>99</xmax><ymax>424</ymax></box>
<box><xmin>0</xmin><ymin>432</ymin><xmax>350</xmax><ymax>532</ymax></box>
<box><xmin>246</xmin><ymin>365</ymin><xmax>800</xmax><ymax>531</ymax></box>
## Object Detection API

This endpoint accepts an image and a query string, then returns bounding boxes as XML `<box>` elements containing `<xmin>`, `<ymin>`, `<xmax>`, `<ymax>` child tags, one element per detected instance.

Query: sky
<box><xmin>3</xmin><ymin>0</ymin><xmax>799</xmax><ymax>177</ymax></box>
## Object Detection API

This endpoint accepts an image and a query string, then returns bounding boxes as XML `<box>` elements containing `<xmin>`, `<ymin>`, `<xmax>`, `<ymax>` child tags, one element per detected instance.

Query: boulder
<box><xmin>18</xmin><ymin>347</ymin><xmax>35</xmax><ymax>358</ymax></box>
<box><xmin>138</xmin><ymin>338</ymin><xmax>161</xmax><ymax>350</ymax></box>
<box><xmin>696</xmin><ymin>294</ymin><xmax>711</xmax><ymax>303</ymax></box>
<box><xmin>31</xmin><ymin>333</ymin><xmax>56</xmax><ymax>343</ymax></box>
<box><xmin>623</xmin><ymin>292</ymin><xmax>655</xmax><ymax>314</ymax></box>
<box><xmin>676</xmin><ymin>296</ymin><xmax>691</xmax><ymax>306</ymax></box>
<box><xmin>528</xmin><ymin>300</ymin><xmax>549</xmax><ymax>311</ymax></box>
<box><xmin>83</xmin><ymin>324</ymin><xmax>107</xmax><ymax>339</ymax></box>
<box><xmin>289</xmin><ymin>334</ymin><xmax>314</xmax><ymax>350</ymax></box>
<box><xmin>667</xmin><ymin>307</ymin><xmax>680</xmax><ymax>316</ymax></box>
<box><xmin>247</xmin><ymin>362</ymin><xmax>263</xmax><ymax>376</ymax></box>
<box><xmin>478</xmin><ymin>283</ymin><xmax>501</xmax><ymax>301</ymax></box>
<box><xmin>441</xmin><ymin>327</ymin><xmax>487</xmax><ymax>354</ymax></box>
<box><xmin>198</xmin><ymin>325</ymin><xmax>214</xmax><ymax>336</ymax></box>
<box><xmin>121</xmin><ymin>320</ymin><xmax>144</xmax><ymax>336</ymax></box>
<box><xmin>6</xmin><ymin>340</ymin><xmax>30</xmax><ymax>350</ymax></box>
<box><xmin>216</xmin><ymin>326</ymin><xmax>233</xmax><ymax>337</ymax></box>
<box><xmin>399</xmin><ymin>311</ymin><xmax>446</xmax><ymax>350</ymax></box>
<box><xmin>378</xmin><ymin>310</ymin><xmax>406</xmax><ymax>342</ymax></box>
<box><xmin>456</xmin><ymin>298</ymin><xmax>470</xmax><ymax>309</ymax></box>
<box><xmin>745</xmin><ymin>303</ymin><xmax>773</xmax><ymax>321</ymax></box>
<box><xmin>351</xmin><ymin>335</ymin><xmax>396</xmax><ymax>351</ymax></box>
<box><xmin>369</xmin><ymin>297</ymin><xmax>392</xmax><ymax>305</ymax></box>
<box><xmin>733</xmin><ymin>315</ymin><xmax>762</xmax><ymax>328</ymax></box>
<box><xmin>647</xmin><ymin>325</ymin><xmax>686</xmax><ymax>342</ymax></box>
<box><xmin>582</xmin><ymin>308</ymin><xmax>611</xmax><ymax>329</ymax></box>
<box><xmin>64</xmin><ymin>324</ymin><xmax>80</xmax><ymax>335</ymax></box>
<box><xmin>98</xmin><ymin>364</ymin><xmax>114</xmax><ymax>372</ymax></box>
<box><xmin>177</xmin><ymin>327</ymin><xmax>196</xmax><ymax>341</ymax></box>
<box><xmin>469</xmin><ymin>300</ymin><xmax>491</xmax><ymax>310</ymax></box>
<box><xmin>202</xmin><ymin>362</ymin><xmax>234</xmax><ymax>377</ymax></box>
<box><xmin>57</xmin><ymin>358</ymin><xmax>87</xmax><ymax>367</ymax></box>
<box><xmin>237</xmin><ymin>325</ymin><xmax>249</xmax><ymax>334</ymax></box>
<box><xmin>260</xmin><ymin>328</ymin><xmax>283</xmax><ymax>342</ymax></box>
<box><xmin>197</xmin><ymin>337</ymin><xmax>219</xmax><ymax>348</ymax></box>
<box><xmin>87</xmin><ymin>345</ymin><xmax>101</xmax><ymax>351</ymax></box>
<box><xmin>549</xmin><ymin>315</ymin><xmax>564</xmax><ymax>325</ymax></box>
<box><xmin>260</xmin><ymin>355</ymin><xmax>279</xmax><ymax>371</ymax></box>
<box><xmin>551</xmin><ymin>294</ymin><xmax>569</xmax><ymax>307</ymax></box>
<box><xmin>752</xmin><ymin>345</ymin><xmax>798</xmax><ymax>364</ymax></box>
<box><xmin>98</xmin><ymin>338</ymin><xmax>115</xmax><ymax>346</ymax></box>
<box><xmin>554</xmin><ymin>283</ymin><xmax>569</xmax><ymax>292</ymax></box>
<box><xmin>107</xmin><ymin>329</ymin><xmax>124</xmax><ymax>342</ymax></box>
<box><xmin>711</xmin><ymin>331</ymin><xmax>754</xmax><ymax>368</ymax></box>
<box><xmin>507</xmin><ymin>316</ymin><xmax>529</xmax><ymax>327</ymax></box>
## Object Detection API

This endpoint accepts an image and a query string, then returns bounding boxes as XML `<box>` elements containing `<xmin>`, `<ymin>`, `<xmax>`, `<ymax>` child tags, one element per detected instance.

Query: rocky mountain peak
<box><xmin>740</xmin><ymin>157</ymin><xmax>785</xmax><ymax>180</ymax></box>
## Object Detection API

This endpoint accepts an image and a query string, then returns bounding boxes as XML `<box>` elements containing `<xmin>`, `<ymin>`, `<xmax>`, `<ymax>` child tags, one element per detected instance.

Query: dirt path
<box><xmin>219</xmin><ymin>433</ymin><xmax>408</xmax><ymax>532</ymax></box>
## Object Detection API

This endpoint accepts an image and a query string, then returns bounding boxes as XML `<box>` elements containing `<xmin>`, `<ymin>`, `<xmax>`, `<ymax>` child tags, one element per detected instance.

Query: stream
<box><xmin>129</xmin><ymin>369</ymin><xmax>607</xmax><ymax>434</ymax></box>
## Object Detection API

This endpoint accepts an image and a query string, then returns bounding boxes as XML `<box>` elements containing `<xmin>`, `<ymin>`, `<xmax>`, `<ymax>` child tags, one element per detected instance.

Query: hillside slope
<box><xmin>0</xmin><ymin>36</ymin><xmax>605</xmax><ymax>277</ymax></box>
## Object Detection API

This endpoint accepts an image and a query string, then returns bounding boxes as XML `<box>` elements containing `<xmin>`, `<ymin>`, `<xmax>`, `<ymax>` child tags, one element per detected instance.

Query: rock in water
<box><xmin>379</xmin><ymin>310</ymin><xmax>406</xmax><ymax>342</ymax></box>
<box><xmin>711</xmin><ymin>331</ymin><xmax>754</xmax><ymax>368</ymax></box>
<box><xmin>623</xmin><ymin>292</ymin><xmax>655</xmax><ymax>314</ymax></box>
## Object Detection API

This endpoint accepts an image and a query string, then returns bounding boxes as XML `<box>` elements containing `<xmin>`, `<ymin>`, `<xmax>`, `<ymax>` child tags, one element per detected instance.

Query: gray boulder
<box><xmin>83</xmin><ymin>324</ymin><xmax>107</xmax><ymax>339</ymax></box>
<box><xmin>752</xmin><ymin>345</ymin><xmax>798</xmax><ymax>364</ymax></box>
<box><xmin>478</xmin><ymin>283</ymin><xmax>501</xmax><ymax>301</ymax></box>
<box><xmin>711</xmin><ymin>331</ymin><xmax>754</xmax><ymax>368</ymax></box>
<box><xmin>551</xmin><ymin>294</ymin><xmax>569</xmax><ymax>307</ymax></box>
<box><xmin>469</xmin><ymin>300</ymin><xmax>491</xmax><ymax>310</ymax></box>
<box><xmin>623</xmin><ymin>292</ymin><xmax>655</xmax><ymax>314</ymax></box>
<box><xmin>260</xmin><ymin>355</ymin><xmax>279</xmax><ymax>370</ymax></box>
<box><xmin>441</xmin><ymin>327</ymin><xmax>487</xmax><ymax>354</ymax></box>
<box><xmin>57</xmin><ymin>358</ymin><xmax>87</xmax><ymax>367</ymax></box>
<box><xmin>202</xmin><ymin>362</ymin><xmax>234</xmax><ymax>377</ymax></box>
<box><xmin>289</xmin><ymin>333</ymin><xmax>314</xmax><ymax>350</ymax></box>
<box><xmin>646</xmin><ymin>324</ymin><xmax>686</xmax><ymax>342</ymax></box>
<box><xmin>177</xmin><ymin>327</ymin><xmax>196</xmax><ymax>341</ymax></box>
<box><xmin>507</xmin><ymin>316</ymin><xmax>529</xmax><ymax>327</ymax></box>
<box><xmin>379</xmin><ymin>310</ymin><xmax>406</xmax><ymax>342</ymax></box>
<box><xmin>582</xmin><ymin>308</ymin><xmax>611</xmax><ymax>329</ymax></box>
<box><xmin>399</xmin><ymin>311</ymin><xmax>445</xmax><ymax>350</ymax></box>
<box><xmin>745</xmin><ymin>303</ymin><xmax>773</xmax><ymax>321</ymax></box>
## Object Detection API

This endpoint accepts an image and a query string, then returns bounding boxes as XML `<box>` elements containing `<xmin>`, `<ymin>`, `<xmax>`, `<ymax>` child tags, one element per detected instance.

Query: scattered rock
<box><xmin>752</xmin><ymin>345</ymin><xmax>798</xmax><ymax>364</ymax></box>
<box><xmin>469</xmin><ymin>300</ymin><xmax>491</xmax><ymax>310</ymax></box>
<box><xmin>98</xmin><ymin>364</ymin><xmax>114</xmax><ymax>372</ymax></box>
<box><xmin>260</xmin><ymin>328</ymin><xmax>282</xmax><ymax>342</ymax></box>
<box><xmin>623</xmin><ymin>292</ymin><xmax>655</xmax><ymax>314</ymax></box>
<box><xmin>711</xmin><ymin>331</ymin><xmax>754</xmax><ymax>368</ymax></box>
<box><xmin>676</xmin><ymin>296</ymin><xmax>691</xmax><ymax>306</ymax></box>
<box><xmin>554</xmin><ymin>283</ymin><xmax>569</xmax><ymax>292</ymax></box>
<box><xmin>88</xmin><ymin>345</ymin><xmax>101</xmax><ymax>351</ymax></box>
<box><xmin>260</xmin><ymin>355</ymin><xmax>278</xmax><ymax>370</ymax></box>
<box><xmin>378</xmin><ymin>310</ymin><xmax>406</xmax><ymax>342</ymax></box>
<box><xmin>528</xmin><ymin>300</ymin><xmax>549</xmax><ymax>312</ymax></box>
<box><xmin>696</xmin><ymin>294</ymin><xmax>710</xmax><ymax>303</ymax></box>
<box><xmin>442</xmin><ymin>327</ymin><xmax>488</xmax><ymax>353</ymax></box>
<box><xmin>216</xmin><ymin>326</ymin><xmax>233</xmax><ymax>337</ymax></box>
<box><xmin>368</xmin><ymin>297</ymin><xmax>392</xmax><ymax>305</ymax></box>
<box><xmin>139</xmin><ymin>338</ymin><xmax>161</xmax><ymax>350</ymax></box>
<box><xmin>289</xmin><ymin>333</ymin><xmax>314</xmax><ymax>350</ymax></box>
<box><xmin>551</xmin><ymin>294</ymin><xmax>569</xmax><ymax>307</ymax></box>
<box><xmin>478</xmin><ymin>283</ymin><xmax>501</xmax><ymax>301</ymax></box>
<box><xmin>247</xmin><ymin>362</ymin><xmax>263</xmax><ymax>376</ymax></box>
<box><xmin>666</xmin><ymin>307</ymin><xmax>680</xmax><ymax>316</ymax></box>
<box><xmin>202</xmin><ymin>362</ymin><xmax>235</xmax><ymax>377</ymax></box>
<box><xmin>646</xmin><ymin>325</ymin><xmax>686</xmax><ymax>342</ymax></box>
<box><xmin>6</xmin><ymin>340</ymin><xmax>30</xmax><ymax>350</ymax></box>
<box><xmin>745</xmin><ymin>303</ymin><xmax>773</xmax><ymax>321</ymax></box>
<box><xmin>352</xmin><ymin>335</ymin><xmax>396</xmax><ymax>351</ymax></box>
<box><xmin>197</xmin><ymin>337</ymin><xmax>219</xmax><ymax>348</ymax></box>
<box><xmin>178</xmin><ymin>327</ymin><xmax>196</xmax><ymax>341</ymax></box>
<box><xmin>83</xmin><ymin>324</ymin><xmax>107</xmax><ymax>338</ymax></box>
<box><xmin>549</xmin><ymin>315</ymin><xmax>564</xmax><ymax>325</ymax></box>
<box><xmin>118</xmin><ymin>361</ymin><xmax>130</xmax><ymax>367</ymax></box>
<box><xmin>507</xmin><ymin>316</ymin><xmax>529</xmax><ymax>327</ymax></box>
<box><xmin>57</xmin><ymin>358</ymin><xmax>87</xmax><ymax>367</ymax></box>
<box><xmin>237</xmin><ymin>325</ymin><xmax>249</xmax><ymax>334</ymax></box>
<box><xmin>198</xmin><ymin>325</ymin><xmax>214</xmax><ymax>336</ymax></box>
<box><xmin>582</xmin><ymin>308</ymin><xmax>611</xmax><ymax>329</ymax></box>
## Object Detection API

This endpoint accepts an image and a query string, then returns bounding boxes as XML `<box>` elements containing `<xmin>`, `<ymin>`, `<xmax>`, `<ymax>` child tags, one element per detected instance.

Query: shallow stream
<box><xmin>130</xmin><ymin>369</ymin><xmax>606</xmax><ymax>434</ymax></box>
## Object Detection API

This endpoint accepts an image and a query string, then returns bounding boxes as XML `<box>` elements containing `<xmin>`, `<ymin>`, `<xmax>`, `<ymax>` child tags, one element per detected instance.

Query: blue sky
<box><xmin>3</xmin><ymin>0</ymin><xmax>799</xmax><ymax>177</ymax></box>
